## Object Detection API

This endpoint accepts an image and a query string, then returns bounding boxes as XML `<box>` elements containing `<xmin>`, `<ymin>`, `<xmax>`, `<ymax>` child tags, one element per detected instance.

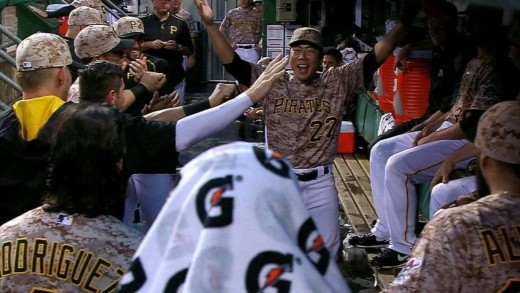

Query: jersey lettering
<box><xmin>480</xmin><ymin>225</ymin><xmax>520</xmax><ymax>266</ymax></box>
<box><xmin>170</xmin><ymin>26</ymin><xmax>178</xmax><ymax>34</ymax></box>
<box><xmin>30</xmin><ymin>287</ymin><xmax>61</xmax><ymax>293</ymax></box>
<box><xmin>498</xmin><ymin>278</ymin><xmax>520</xmax><ymax>293</ymax></box>
<box><xmin>0</xmin><ymin>238</ymin><xmax>125</xmax><ymax>292</ymax></box>
<box><xmin>272</xmin><ymin>97</ymin><xmax>331</xmax><ymax>114</ymax></box>
<box><xmin>232</xmin><ymin>19</ymin><xmax>257</xmax><ymax>31</ymax></box>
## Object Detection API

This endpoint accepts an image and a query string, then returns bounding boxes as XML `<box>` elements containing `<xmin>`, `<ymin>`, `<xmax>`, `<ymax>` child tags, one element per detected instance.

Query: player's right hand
<box><xmin>245</xmin><ymin>55</ymin><xmax>287</xmax><ymax>104</ymax></box>
<box><xmin>193</xmin><ymin>0</ymin><xmax>214</xmax><ymax>26</ymax></box>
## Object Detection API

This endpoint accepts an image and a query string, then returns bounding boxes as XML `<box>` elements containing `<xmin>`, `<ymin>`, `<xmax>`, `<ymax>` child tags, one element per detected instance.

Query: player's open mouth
<box><xmin>296</xmin><ymin>64</ymin><xmax>309</xmax><ymax>73</ymax></box>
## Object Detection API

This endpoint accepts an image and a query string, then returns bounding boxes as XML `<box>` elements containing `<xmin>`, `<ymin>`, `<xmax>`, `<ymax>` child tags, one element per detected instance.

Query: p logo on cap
<box><xmin>114</xmin><ymin>16</ymin><xmax>147</xmax><ymax>38</ymax></box>
<box><xmin>289</xmin><ymin>27</ymin><xmax>322</xmax><ymax>48</ymax></box>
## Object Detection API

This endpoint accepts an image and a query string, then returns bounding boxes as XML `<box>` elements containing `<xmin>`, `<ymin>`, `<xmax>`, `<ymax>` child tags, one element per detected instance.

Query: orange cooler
<box><xmin>397</xmin><ymin>50</ymin><xmax>432</xmax><ymax>119</ymax></box>
<box><xmin>376</xmin><ymin>54</ymin><xmax>397</xmax><ymax>113</ymax></box>
<box><xmin>337</xmin><ymin>121</ymin><xmax>355</xmax><ymax>154</ymax></box>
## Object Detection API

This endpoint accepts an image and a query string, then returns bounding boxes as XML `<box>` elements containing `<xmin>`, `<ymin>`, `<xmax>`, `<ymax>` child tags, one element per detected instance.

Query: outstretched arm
<box><xmin>143</xmin><ymin>83</ymin><xmax>238</xmax><ymax>122</ymax></box>
<box><xmin>175</xmin><ymin>55</ymin><xmax>287</xmax><ymax>150</ymax></box>
<box><xmin>194</xmin><ymin>0</ymin><xmax>235</xmax><ymax>64</ymax></box>
<box><xmin>373</xmin><ymin>0</ymin><xmax>421</xmax><ymax>64</ymax></box>
<box><xmin>361</xmin><ymin>0</ymin><xmax>421</xmax><ymax>86</ymax></box>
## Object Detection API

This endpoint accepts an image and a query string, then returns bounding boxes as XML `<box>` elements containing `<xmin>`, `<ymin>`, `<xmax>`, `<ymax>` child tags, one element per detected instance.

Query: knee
<box><xmin>370</xmin><ymin>139</ymin><xmax>391</xmax><ymax>162</ymax></box>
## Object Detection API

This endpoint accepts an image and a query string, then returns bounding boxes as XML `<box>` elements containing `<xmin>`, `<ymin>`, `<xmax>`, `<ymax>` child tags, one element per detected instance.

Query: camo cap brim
<box><xmin>74</xmin><ymin>25</ymin><xmax>133</xmax><ymax>59</ymax></box>
<box><xmin>16</xmin><ymin>32</ymin><xmax>72</xmax><ymax>72</ymax></box>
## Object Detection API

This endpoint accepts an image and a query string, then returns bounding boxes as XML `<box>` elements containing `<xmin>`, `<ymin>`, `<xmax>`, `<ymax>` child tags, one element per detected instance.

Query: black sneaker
<box><xmin>370</xmin><ymin>249</ymin><xmax>409</xmax><ymax>269</ymax></box>
<box><xmin>348</xmin><ymin>232</ymin><xmax>390</xmax><ymax>248</ymax></box>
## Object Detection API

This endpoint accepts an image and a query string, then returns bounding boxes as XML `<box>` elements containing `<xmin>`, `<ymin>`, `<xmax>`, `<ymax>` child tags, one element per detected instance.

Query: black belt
<box><xmin>237</xmin><ymin>45</ymin><xmax>254</xmax><ymax>49</ymax></box>
<box><xmin>296</xmin><ymin>166</ymin><xmax>330</xmax><ymax>182</ymax></box>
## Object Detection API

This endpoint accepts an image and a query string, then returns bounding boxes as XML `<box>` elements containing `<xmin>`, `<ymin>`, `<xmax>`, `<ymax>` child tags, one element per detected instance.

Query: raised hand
<box><xmin>245</xmin><ymin>55</ymin><xmax>288</xmax><ymax>104</ymax></box>
<box><xmin>193</xmin><ymin>0</ymin><xmax>214</xmax><ymax>26</ymax></box>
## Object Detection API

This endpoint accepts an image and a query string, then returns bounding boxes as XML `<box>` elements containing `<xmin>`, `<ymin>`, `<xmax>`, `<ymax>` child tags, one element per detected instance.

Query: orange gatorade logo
<box><xmin>245</xmin><ymin>251</ymin><xmax>294</xmax><ymax>292</ymax></box>
<box><xmin>297</xmin><ymin>218</ymin><xmax>329</xmax><ymax>274</ymax></box>
<box><xmin>253</xmin><ymin>146</ymin><xmax>292</xmax><ymax>178</ymax></box>
<box><xmin>195</xmin><ymin>175</ymin><xmax>235</xmax><ymax>228</ymax></box>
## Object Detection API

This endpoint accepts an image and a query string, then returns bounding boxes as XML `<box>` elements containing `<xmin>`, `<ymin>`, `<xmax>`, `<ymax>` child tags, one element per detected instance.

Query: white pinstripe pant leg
<box><xmin>299</xmin><ymin>172</ymin><xmax>339</xmax><ymax>259</ymax></box>
<box><xmin>430</xmin><ymin>175</ymin><xmax>477</xmax><ymax>219</ymax></box>
<box><xmin>385</xmin><ymin>136</ymin><xmax>471</xmax><ymax>255</ymax></box>
<box><xmin>369</xmin><ymin>131</ymin><xmax>417</xmax><ymax>240</ymax></box>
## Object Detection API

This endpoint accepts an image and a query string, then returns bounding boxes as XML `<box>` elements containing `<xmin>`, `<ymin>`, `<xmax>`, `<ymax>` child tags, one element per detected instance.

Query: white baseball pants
<box><xmin>370</xmin><ymin>121</ymin><xmax>473</xmax><ymax>255</ymax></box>
<box><xmin>430</xmin><ymin>175</ymin><xmax>477</xmax><ymax>219</ymax></box>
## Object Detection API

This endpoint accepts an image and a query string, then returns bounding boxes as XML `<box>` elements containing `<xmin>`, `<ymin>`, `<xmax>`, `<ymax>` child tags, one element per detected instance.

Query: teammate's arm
<box><xmin>175</xmin><ymin>55</ymin><xmax>286</xmax><ymax>150</ymax></box>
<box><xmin>194</xmin><ymin>0</ymin><xmax>253</xmax><ymax>86</ymax></box>
<box><xmin>361</xmin><ymin>0</ymin><xmax>421</xmax><ymax>87</ymax></box>
<box><xmin>431</xmin><ymin>142</ymin><xmax>477</xmax><ymax>187</ymax></box>
<box><xmin>144</xmin><ymin>83</ymin><xmax>238</xmax><ymax>122</ymax></box>
<box><xmin>195</xmin><ymin>0</ymin><xmax>237</xmax><ymax>65</ymax></box>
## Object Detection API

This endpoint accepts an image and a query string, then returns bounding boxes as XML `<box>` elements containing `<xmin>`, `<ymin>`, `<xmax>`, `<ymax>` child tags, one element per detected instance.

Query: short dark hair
<box><xmin>324</xmin><ymin>48</ymin><xmax>343</xmax><ymax>62</ymax></box>
<box><xmin>43</xmin><ymin>103</ymin><xmax>126</xmax><ymax>218</ymax></box>
<box><xmin>79</xmin><ymin>60</ymin><xmax>125</xmax><ymax>103</ymax></box>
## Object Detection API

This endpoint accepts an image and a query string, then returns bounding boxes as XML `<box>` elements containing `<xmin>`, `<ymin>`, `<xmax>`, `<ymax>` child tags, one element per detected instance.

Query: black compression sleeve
<box><xmin>129</xmin><ymin>83</ymin><xmax>149</xmax><ymax>101</ymax></box>
<box><xmin>362</xmin><ymin>50</ymin><xmax>380</xmax><ymax>89</ymax></box>
<box><xmin>182</xmin><ymin>100</ymin><xmax>211</xmax><ymax>116</ymax></box>
<box><xmin>460</xmin><ymin>110</ymin><xmax>485</xmax><ymax>142</ymax></box>
<box><xmin>223</xmin><ymin>52</ymin><xmax>253</xmax><ymax>87</ymax></box>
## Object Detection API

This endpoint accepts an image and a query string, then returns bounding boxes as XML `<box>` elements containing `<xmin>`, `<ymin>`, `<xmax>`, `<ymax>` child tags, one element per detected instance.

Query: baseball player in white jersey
<box><xmin>352</xmin><ymin>10</ymin><xmax>507</xmax><ymax>268</ymax></box>
<box><xmin>387</xmin><ymin>100</ymin><xmax>520</xmax><ymax>292</ymax></box>
<box><xmin>194</xmin><ymin>0</ymin><xmax>422</xmax><ymax>258</ymax></box>
<box><xmin>219</xmin><ymin>0</ymin><xmax>262</xmax><ymax>64</ymax></box>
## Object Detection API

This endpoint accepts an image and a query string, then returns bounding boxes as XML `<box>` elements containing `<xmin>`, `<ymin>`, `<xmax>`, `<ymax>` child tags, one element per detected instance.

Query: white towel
<box><xmin>118</xmin><ymin>142</ymin><xmax>350</xmax><ymax>293</ymax></box>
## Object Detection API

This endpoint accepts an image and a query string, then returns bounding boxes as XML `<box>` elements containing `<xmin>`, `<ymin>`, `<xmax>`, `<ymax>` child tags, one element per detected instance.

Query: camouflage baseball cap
<box><xmin>74</xmin><ymin>25</ymin><xmax>134</xmax><ymax>59</ymax></box>
<box><xmin>68</xmin><ymin>6</ymin><xmax>105</xmax><ymax>26</ymax></box>
<box><xmin>16</xmin><ymin>32</ymin><xmax>72</xmax><ymax>72</ymax></box>
<box><xmin>289</xmin><ymin>27</ymin><xmax>322</xmax><ymax>48</ymax></box>
<box><xmin>71</xmin><ymin>0</ymin><xmax>102</xmax><ymax>10</ymax></box>
<box><xmin>475</xmin><ymin>101</ymin><xmax>520</xmax><ymax>164</ymax></box>
<box><xmin>114</xmin><ymin>16</ymin><xmax>148</xmax><ymax>39</ymax></box>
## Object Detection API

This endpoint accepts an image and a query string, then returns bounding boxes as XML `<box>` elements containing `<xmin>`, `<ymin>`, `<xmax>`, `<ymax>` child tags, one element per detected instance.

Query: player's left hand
<box><xmin>142</xmin><ymin>91</ymin><xmax>181</xmax><ymax>115</ymax></box>
<box><xmin>431</xmin><ymin>158</ymin><xmax>455</xmax><ymax>187</ymax></box>
<box><xmin>163</xmin><ymin>40</ymin><xmax>178</xmax><ymax>50</ymax></box>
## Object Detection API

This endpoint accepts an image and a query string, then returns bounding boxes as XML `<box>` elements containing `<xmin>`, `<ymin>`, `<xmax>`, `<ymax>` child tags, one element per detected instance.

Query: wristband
<box><xmin>183</xmin><ymin>100</ymin><xmax>211</xmax><ymax>116</ymax></box>
<box><xmin>129</xmin><ymin>83</ymin><xmax>149</xmax><ymax>101</ymax></box>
